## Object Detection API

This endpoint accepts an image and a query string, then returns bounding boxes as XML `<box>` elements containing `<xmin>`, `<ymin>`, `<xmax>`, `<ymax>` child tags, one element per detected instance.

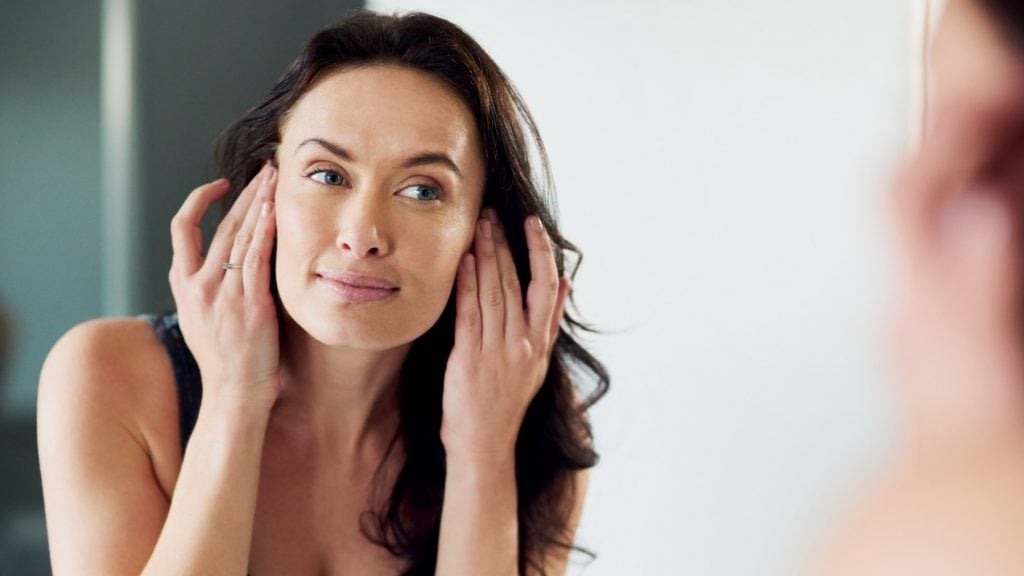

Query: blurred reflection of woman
<box><xmin>813</xmin><ymin>1</ymin><xmax>1024</xmax><ymax>574</ymax></box>
<box><xmin>38</xmin><ymin>12</ymin><xmax>608</xmax><ymax>575</ymax></box>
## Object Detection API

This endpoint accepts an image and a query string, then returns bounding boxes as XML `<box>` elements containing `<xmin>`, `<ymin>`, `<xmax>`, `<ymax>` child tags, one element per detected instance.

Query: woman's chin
<box><xmin>279</xmin><ymin>306</ymin><xmax>417</xmax><ymax>351</ymax></box>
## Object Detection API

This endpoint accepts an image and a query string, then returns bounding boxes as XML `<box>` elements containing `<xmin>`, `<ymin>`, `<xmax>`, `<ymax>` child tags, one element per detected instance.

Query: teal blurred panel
<box><xmin>0</xmin><ymin>0</ymin><xmax>104</xmax><ymax>420</ymax></box>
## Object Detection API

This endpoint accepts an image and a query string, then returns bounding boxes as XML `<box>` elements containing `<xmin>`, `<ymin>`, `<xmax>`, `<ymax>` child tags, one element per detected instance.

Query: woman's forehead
<box><xmin>281</xmin><ymin>65</ymin><xmax>481</xmax><ymax>160</ymax></box>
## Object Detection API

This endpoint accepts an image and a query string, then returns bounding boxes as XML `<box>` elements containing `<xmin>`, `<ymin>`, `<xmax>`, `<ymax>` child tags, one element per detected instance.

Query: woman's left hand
<box><xmin>440</xmin><ymin>208</ymin><xmax>570</xmax><ymax>462</ymax></box>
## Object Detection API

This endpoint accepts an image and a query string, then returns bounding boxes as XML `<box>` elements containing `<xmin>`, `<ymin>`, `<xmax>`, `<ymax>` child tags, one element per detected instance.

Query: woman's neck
<box><xmin>272</xmin><ymin>315</ymin><xmax>410</xmax><ymax>458</ymax></box>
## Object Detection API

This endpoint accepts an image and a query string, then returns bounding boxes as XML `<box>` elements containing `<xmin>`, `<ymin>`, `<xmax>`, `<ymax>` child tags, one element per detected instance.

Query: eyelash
<box><xmin>305</xmin><ymin>167</ymin><xmax>346</xmax><ymax>186</ymax></box>
<box><xmin>303</xmin><ymin>165</ymin><xmax>443</xmax><ymax>202</ymax></box>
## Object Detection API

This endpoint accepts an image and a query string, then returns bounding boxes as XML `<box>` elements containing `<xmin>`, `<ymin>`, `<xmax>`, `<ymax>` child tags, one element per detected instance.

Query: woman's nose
<box><xmin>335</xmin><ymin>193</ymin><xmax>391</xmax><ymax>258</ymax></box>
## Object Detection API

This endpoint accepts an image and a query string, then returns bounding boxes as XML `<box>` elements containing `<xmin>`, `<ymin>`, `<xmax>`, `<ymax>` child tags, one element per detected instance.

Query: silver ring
<box><xmin>222</xmin><ymin>262</ymin><xmax>243</xmax><ymax>271</ymax></box>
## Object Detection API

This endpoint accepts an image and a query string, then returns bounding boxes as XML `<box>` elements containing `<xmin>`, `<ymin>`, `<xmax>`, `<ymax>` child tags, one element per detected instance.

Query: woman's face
<box><xmin>274</xmin><ymin>64</ymin><xmax>486</xmax><ymax>349</ymax></box>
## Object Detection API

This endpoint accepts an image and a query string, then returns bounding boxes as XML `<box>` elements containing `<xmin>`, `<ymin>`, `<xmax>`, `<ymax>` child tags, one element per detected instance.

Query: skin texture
<box><xmin>38</xmin><ymin>64</ymin><xmax>585</xmax><ymax>575</ymax></box>
<box><xmin>275</xmin><ymin>65</ymin><xmax>486</xmax><ymax>352</ymax></box>
<box><xmin>811</xmin><ymin>0</ymin><xmax>1024</xmax><ymax>573</ymax></box>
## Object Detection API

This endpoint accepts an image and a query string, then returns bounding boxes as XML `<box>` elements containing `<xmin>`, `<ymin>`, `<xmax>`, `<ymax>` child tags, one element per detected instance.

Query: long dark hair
<box><xmin>982</xmin><ymin>0</ymin><xmax>1024</xmax><ymax>50</ymax></box>
<box><xmin>213</xmin><ymin>11</ymin><xmax>609</xmax><ymax>575</ymax></box>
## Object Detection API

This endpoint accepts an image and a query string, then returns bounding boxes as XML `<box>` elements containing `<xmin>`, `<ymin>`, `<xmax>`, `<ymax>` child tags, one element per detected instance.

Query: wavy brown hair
<box><xmin>212</xmin><ymin>11</ymin><xmax>608</xmax><ymax>575</ymax></box>
<box><xmin>982</xmin><ymin>0</ymin><xmax>1024</xmax><ymax>50</ymax></box>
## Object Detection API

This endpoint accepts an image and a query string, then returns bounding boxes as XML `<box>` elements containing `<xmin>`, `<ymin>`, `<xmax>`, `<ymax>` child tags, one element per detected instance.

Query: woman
<box><xmin>38</xmin><ymin>11</ymin><xmax>607</xmax><ymax>575</ymax></box>
<box><xmin>811</xmin><ymin>0</ymin><xmax>1024</xmax><ymax>573</ymax></box>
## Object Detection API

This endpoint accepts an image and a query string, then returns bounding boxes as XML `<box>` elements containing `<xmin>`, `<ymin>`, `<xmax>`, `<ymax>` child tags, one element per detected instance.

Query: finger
<box><xmin>484</xmin><ymin>209</ymin><xmax>526</xmax><ymax>339</ymax></box>
<box><xmin>474</xmin><ymin>217</ymin><xmax>505</xmax><ymax>348</ymax></box>
<box><xmin>200</xmin><ymin>163</ymin><xmax>269</xmax><ymax>280</ymax></box>
<box><xmin>226</xmin><ymin>166</ymin><xmax>277</xmax><ymax>295</ymax></box>
<box><xmin>242</xmin><ymin>198</ymin><xmax>276</xmax><ymax>299</ymax></box>
<box><xmin>548</xmin><ymin>277</ymin><xmax>571</xmax><ymax>352</ymax></box>
<box><xmin>228</xmin><ymin>165</ymin><xmax>276</xmax><ymax>271</ymax></box>
<box><xmin>524</xmin><ymin>214</ymin><xmax>560</xmax><ymax>337</ymax></box>
<box><xmin>453</xmin><ymin>253</ymin><xmax>482</xmax><ymax>351</ymax></box>
<box><xmin>170</xmin><ymin>178</ymin><xmax>231</xmax><ymax>277</ymax></box>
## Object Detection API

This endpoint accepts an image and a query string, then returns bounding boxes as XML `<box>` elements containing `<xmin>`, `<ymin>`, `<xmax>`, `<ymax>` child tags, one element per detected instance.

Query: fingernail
<box><xmin>480</xmin><ymin>219</ymin><xmax>492</xmax><ymax>239</ymax></box>
<box><xmin>530</xmin><ymin>215</ymin><xmax>543</xmax><ymax>232</ymax></box>
<box><xmin>484</xmin><ymin>208</ymin><xmax>498</xmax><ymax>223</ymax></box>
<box><xmin>261</xmin><ymin>201</ymin><xmax>273</xmax><ymax>218</ymax></box>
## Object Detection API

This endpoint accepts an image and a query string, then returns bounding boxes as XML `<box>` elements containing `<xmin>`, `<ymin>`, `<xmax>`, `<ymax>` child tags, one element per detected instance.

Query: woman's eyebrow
<box><xmin>296</xmin><ymin>137</ymin><xmax>463</xmax><ymax>180</ymax></box>
<box><xmin>401</xmin><ymin>152</ymin><xmax>463</xmax><ymax>180</ymax></box>
<box><xmin>296</xmin><ymin>138</ymin><xmax>356</xmax><ymax>161</ymax></box>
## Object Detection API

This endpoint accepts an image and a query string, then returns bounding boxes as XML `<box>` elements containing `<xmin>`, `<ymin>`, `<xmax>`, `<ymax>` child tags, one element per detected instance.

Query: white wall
<box><xmin>368</xmin><ymin>1</ymin><xmax>909</xmax><ymax>573</ymax></box>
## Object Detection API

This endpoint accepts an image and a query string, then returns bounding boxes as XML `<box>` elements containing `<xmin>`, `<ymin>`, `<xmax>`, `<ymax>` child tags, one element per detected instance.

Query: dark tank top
<box><xmin>139</xmin><ymin>312</ymin><xmax>203</xmax><ymax>451</ymax></box>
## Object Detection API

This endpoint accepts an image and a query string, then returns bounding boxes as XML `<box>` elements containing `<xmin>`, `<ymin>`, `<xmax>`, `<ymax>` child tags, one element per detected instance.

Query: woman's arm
<box><xmin>437</xmin><ymin>455</ymin><xmax>589</xmax><ymax>576</ymax></box>
<box><xmin>142</xmin><ymin>390</ymin><xmax>270</xmax><ymax>574</ymax></box>
<box><xmin>437</xmin><ymin>452</ymin><xmax>519</xmax><ymax>574</ymax></box>
<box><xmin>436</xmin><ymin>210</ymin><xmax>579</xmax><ymax>574</ymax></box>
<box><xmin>38</xmin><ymin>320</ymin><xmax>271</xmax><ymax>575</ymax></box>
<box><xmin>41</xmin><ymin>167</ymin><xmax>281</xmax><ymax>575</ymax></box>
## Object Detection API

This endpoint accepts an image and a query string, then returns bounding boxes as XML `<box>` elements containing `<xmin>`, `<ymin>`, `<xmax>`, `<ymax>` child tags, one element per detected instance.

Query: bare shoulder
<box><xmin>39</xmin><ymin>316</ymin><xmax>185</xmax><ymax>574</ymax></box>
<box><xmin>40</xmin><ymin>315</ymin><xmax>184</xmax><ymax>476</ymax></box>
<box><xmin>42</xmin><ymin>317</ymin><xmax>165</xmax><ymax>385</ymax></box>
<box><xmin>41</xmin><ymin>317</ymin><xmax>178</xmax><ymax>440</ymax></box>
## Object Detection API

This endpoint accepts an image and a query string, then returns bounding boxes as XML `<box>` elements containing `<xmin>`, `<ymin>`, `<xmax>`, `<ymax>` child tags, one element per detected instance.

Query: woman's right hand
<box><xmin>169</xmin><ymin>162</ymin><xmax>281</xmax><ymax>413</ymax></box>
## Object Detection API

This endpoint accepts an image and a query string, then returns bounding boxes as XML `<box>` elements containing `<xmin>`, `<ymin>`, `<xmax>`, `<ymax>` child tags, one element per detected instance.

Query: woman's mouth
<box><xmin>316</xmin><ymin>272</ymin><xmax>399</xmax><ymax>303</ymax></box>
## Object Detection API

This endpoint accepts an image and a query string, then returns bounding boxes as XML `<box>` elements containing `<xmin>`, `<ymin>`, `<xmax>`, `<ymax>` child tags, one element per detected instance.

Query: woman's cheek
<box><xmin>273</xmin><ymin>200</ymin><xmax>318</xmax><ymax>277</ymax></box>
<box><xmin>436</xmin><ymin>214</ymin><xmax>476</xmax><ymax>276</ymax></box>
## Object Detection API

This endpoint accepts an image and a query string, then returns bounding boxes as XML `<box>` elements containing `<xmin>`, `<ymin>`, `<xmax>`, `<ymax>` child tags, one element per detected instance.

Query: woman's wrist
<box><xmin>196</xmin><ymin>391</ymin><xmax>274</xmax><ymax>435</ymax></box>
<box><xmin>445</xmin><ymin>446</ymin><xmax>516</xmax><ymax>475</ymax></box>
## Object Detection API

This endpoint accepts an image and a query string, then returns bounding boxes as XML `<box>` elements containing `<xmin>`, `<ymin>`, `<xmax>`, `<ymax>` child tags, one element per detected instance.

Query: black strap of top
<box><xmin>141</xmin><ymin>312</ymin><xmax>203</xmax><ymax>451</ymax></box>
<box><xmin>141</xmin><ymin>313</ymin><xmax>254</xmax><ymax>573</ymax></box>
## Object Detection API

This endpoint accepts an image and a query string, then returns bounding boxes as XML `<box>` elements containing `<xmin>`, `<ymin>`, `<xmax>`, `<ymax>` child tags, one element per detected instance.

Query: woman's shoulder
<box><xmin>41</xmin><ymin>315</ymin><xmax>175</xmax><ymax>399</ymax></box>
<box><xmin>39</xmin><ymin>315</ymin><xmax>185</xmax><ymax>490</ymax></box>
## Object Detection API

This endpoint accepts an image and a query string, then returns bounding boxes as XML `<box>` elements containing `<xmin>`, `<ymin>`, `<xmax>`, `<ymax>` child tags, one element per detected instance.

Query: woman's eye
<box><xmin>397</xmin><ymin>184</ymin><xmax>441</xmax><ymax>202</ymax></box>
<box><xmin>309</xmin><ymin>169</ymin><xmax>345</xmax><ymax>186</ymax></box>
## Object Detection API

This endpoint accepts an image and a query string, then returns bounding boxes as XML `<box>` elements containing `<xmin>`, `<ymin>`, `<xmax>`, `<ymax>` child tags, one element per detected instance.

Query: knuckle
<box><xmin>186</xmin><ymin>279</ymin><xmax>213</xmax><ymax>304</ymax></box>
<box><xmin>244</xmin><ymin>251</ymin><xmax>262</xmax><ymax>269</ymax></box>
<box><xmin>169</xmin><ymin>214</ymin><xmax>187</xmax><ymax>237</ymax></box>
<box><xmin>464</xmin><ymin>309</ymin><xmax>482</xmax><ymax>329</ymax></box>
<box><xmin>502</xmin><ymin>273</ymin><xmax>520</xmax><ymax>292</ymax></box>
<box><xmin>216</xmin><ymin>217</ymin><xmax>240</xmax><ymax>238</ymax></box>
<box><xmin>233</xmin><ymin>230</ymin><xmax>253</xmax><ymax>250</ymax></box>
<box><xmin>512</xmin><ymin>339</ymin><xmax>533</xmax><ymax>360</ymax></box>
<box><xmin>544</xmin><ymin>279</ymin><xmax>560</xmax><ymax>295</ymax></box>
<box><xmin>484</xmin><ymin>287</ymin><xmax>504</xmax><ymax>308</ymax></box>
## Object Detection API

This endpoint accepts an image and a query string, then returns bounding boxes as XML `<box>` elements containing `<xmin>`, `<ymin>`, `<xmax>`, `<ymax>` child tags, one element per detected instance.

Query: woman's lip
<box><xmin>316</xmin><ymin>275</ymin><xmax>398</xmax><ymax>303</ymax></box>
<box><xmin>316</xmin><ymin>271</ymin><xmax>398</xmax><ymax>290</ymax></box>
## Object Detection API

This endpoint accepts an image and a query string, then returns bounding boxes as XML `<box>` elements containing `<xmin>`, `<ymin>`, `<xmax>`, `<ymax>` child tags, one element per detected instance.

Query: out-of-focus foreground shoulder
<box><xmin>38</xmin><ymin>317</ymin><xmax>181</xmax><ymax>575</ymax></box>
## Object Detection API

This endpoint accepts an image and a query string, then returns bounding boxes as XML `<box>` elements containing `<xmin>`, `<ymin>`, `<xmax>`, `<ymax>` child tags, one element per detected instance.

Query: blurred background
<box><xmin>0</xmin><ymin>0</ymin><xmax>911</xmax><ymax>573</ymax></box>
